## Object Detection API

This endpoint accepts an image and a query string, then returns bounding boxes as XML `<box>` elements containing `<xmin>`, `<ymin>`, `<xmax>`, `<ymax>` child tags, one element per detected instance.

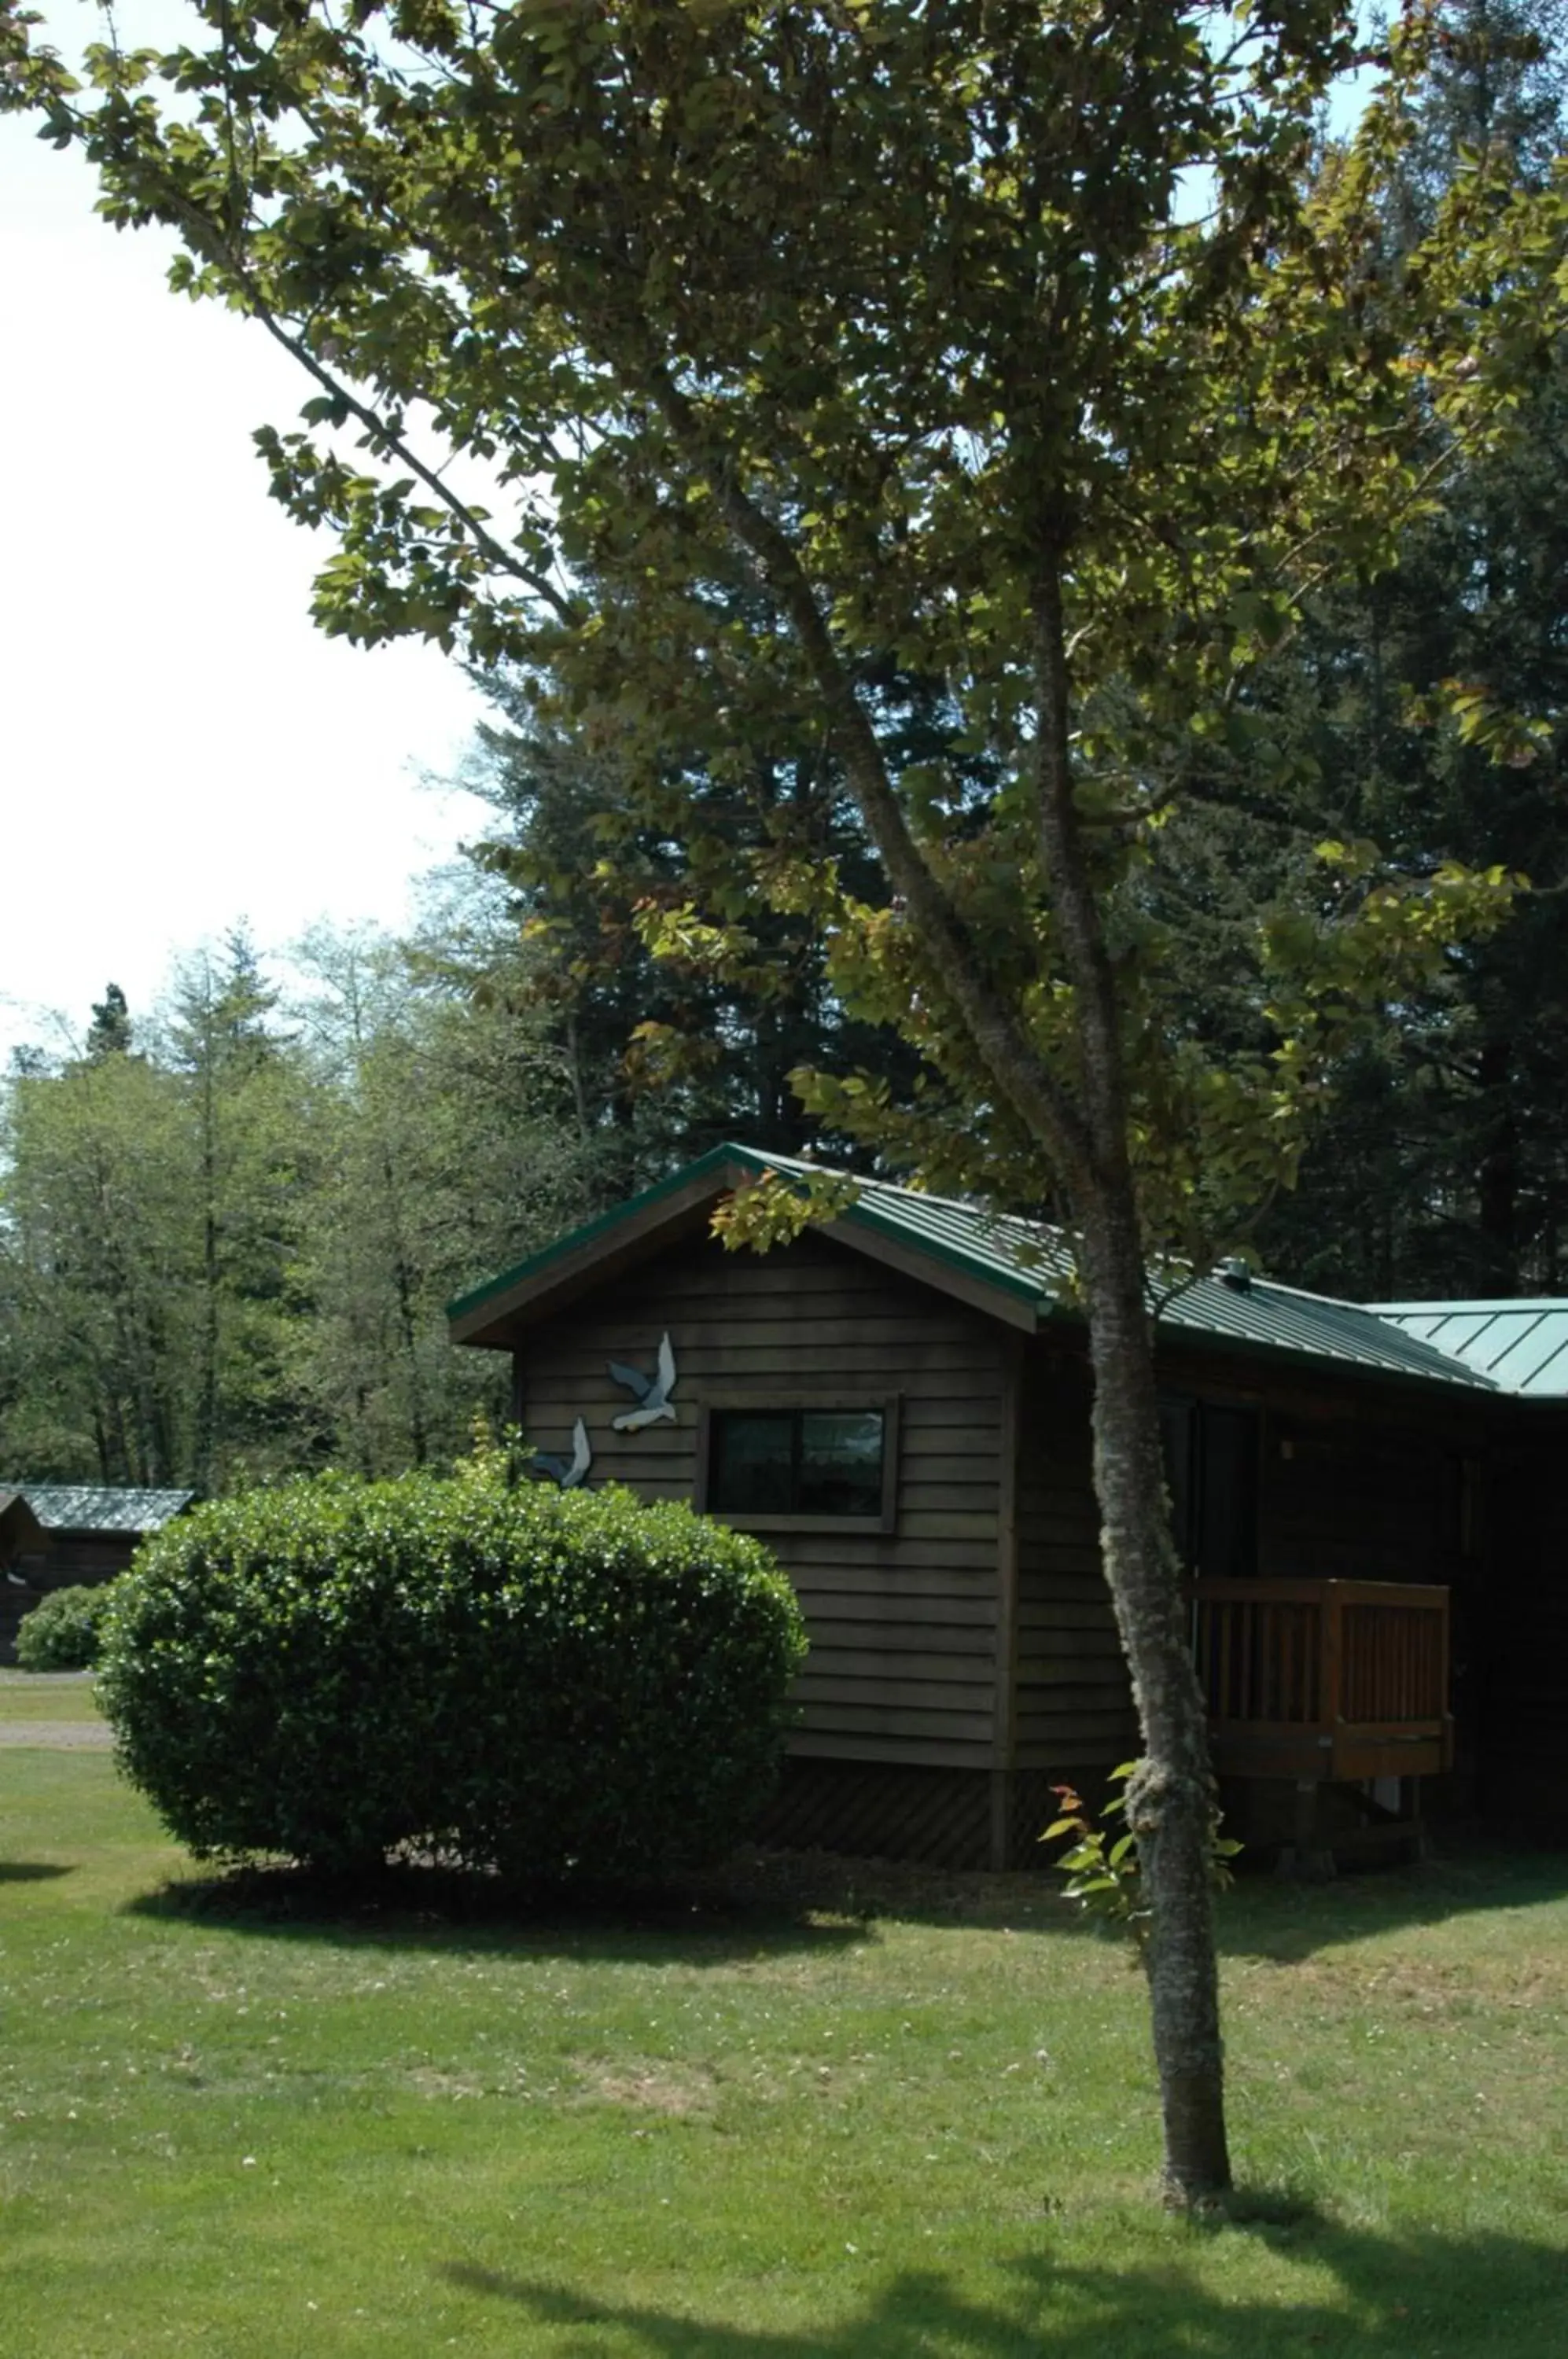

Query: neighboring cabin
<box><xmin>451</xmin><ymin>1143</ymin><xmax>1557</xmax><ymax>1869</ymax></box>
<box><xmin>0</xmin><ymin>1486</ymin><xmax>193</xmax><ymax>1661</ymax></box>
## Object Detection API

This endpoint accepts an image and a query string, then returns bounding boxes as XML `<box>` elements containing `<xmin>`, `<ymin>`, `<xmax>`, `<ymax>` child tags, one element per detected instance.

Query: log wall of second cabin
<box><xmin>1005</xmin><ymin>1341</ymin><xmax>1497</xmax><ymax>1831</ymax></box>
<box><xmin>1160</xmin><ymin>1346</ymin><xmax>1487</xmax><ymax>1590</ymax></box>
<box><xmin>1011</xmin><ymin>1345</ymin><xmax>1138</xmax><ymax>1791</ymax></box>
<box><xmin>512</xmin><ymin>1228</ymin><xmax>1007</xmax><ymax>1775</ymax></box>
<box><xmin>1484</xmin><ymin>1411</ymin><xmax>1568</xmax><ymax>1827</ymax></box>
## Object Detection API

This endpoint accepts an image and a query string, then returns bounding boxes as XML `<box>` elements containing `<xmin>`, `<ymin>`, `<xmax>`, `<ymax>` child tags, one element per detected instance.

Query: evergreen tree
<box><xmin>167</xmin><ymin>930</ymin><xmax>315</xmax><ymax>1489</ymax></box>
<box><xmin>466</xmin><ymin>664</ymin><xmax>925</xmax><ymax>1183</ymax></box>
<box><xmin>0</xmin><ymin>1007</ymin><xmax>189</xmax><ymax>1481</ymax></box>
<box><xmin>1255</xmin><ymin>0</ymin><xmax>1568</xmax><ymax>1295</ymax></box>
<box><xmin>84</xmin><ymin>983</ymin><xmax>134</xmax><ymax>1062</ymax></box>
<box><xmin>289</xmin><ymin>915</ymin><xmax>600</xmax><ymax>1472</ymax></box>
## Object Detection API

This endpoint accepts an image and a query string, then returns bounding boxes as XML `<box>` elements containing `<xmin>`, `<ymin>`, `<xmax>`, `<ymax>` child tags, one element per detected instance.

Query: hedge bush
<box><xmin>97</xmin><ymin>1474</ymin><xmax>807</xmax><ymax>1882</ymax></box>
<box><xmin>16</xmin><ymin>1583</ymin><xmax>118</xmax><ymax>1672</ymax></box>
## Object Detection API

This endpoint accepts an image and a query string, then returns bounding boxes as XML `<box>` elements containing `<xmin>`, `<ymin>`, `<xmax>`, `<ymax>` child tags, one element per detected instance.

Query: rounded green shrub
<box><xmin>98</xmin><ymin>1474</ymin><xmax>807</xmax><ymax>1882</ymax></box>
<box><xmin>16</xmin><ymin>1582</ymin><xmax>118</xmax><ymax>1672</ymax></box>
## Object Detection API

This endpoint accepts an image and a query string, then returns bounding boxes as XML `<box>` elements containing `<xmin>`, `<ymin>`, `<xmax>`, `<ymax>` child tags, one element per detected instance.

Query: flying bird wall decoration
<box><xmin>530</xmin><ymin>1417</ymin><xmax>594</xmax><ymax>1489</ymax></box>
<box><xmin>607</xmin><ymin>1333</ymin><xmax>679</xmax><ymax>1431</ymax></box>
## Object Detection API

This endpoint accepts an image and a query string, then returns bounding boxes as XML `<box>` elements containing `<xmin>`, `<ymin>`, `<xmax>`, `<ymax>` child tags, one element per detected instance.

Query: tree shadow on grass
<box><xmin>1218</xmin><ymin>1837</ymin><xmax>1568</xmax><ymax>1967</ymax></box>
<box><xmin>0</xmin><ymin>1860</ymin><xmax>73</xmax><ymax>1882</ymax></box>
<box><xmin>122</xmin><ymin>1853</ymin><xmax>875</xmax><ymax>1970</ymax></box>
<box><xmin>438</xmin><ymin>2217</ymin><xmax>1568</xmax><ymax>2357</ymax></box>
<box><xmin>744</xmin><ymin>1836</ymin><xmax>1568</xmax><ymax>1964</ymax></box>
<box><xmin>119</xmin><ymin>1835</ymin><xmax>1568</xmax><ymax>1971</ymax></box>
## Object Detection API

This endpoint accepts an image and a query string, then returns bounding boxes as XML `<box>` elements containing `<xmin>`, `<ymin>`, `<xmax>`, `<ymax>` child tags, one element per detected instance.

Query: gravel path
<box><xmin>0</xmin><ymin>1720</ymin><xmax>113</xmax><ymax>1749</ymax></box>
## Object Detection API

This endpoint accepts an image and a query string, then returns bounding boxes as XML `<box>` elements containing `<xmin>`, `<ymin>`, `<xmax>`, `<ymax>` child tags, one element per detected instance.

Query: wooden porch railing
<box><xmin>1191</xmin><ymin>1578</ymin><xmax>1453</xmax><ymax>1783</ymax></box>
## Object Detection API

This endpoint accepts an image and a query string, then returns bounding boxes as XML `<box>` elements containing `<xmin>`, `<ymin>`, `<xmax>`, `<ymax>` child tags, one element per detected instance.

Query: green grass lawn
<box><xmin>3</xmin><ymin>1735</ymin><xmax>1566</xmax><ymax>2357</ymax></box>
<box><xmin>0</xmin><ymin>1672</ymin><xmax>104</xmax><ymax>1723</ymax></box>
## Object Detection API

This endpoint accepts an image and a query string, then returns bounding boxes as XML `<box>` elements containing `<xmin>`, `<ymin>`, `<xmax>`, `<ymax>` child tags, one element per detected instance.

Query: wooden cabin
<box><xmin>0</xmin><ymin>1485</ymin><xmax>194</xmax><ymax>1661</ymax></box>
<box><xmin>1</xmin><ymin>1489</ymin><xmax>48</xmax><ymax>1659</ymax></box>
<box><xmin>1367</xmin><ymin>1303</ymin><xmax>1568</xmax><ymax>1837</ymax></box>
<box><xmin>450</xmin><ymin>1146</ymin><xmax>1540</xmax><ymax>1871</ymax></box>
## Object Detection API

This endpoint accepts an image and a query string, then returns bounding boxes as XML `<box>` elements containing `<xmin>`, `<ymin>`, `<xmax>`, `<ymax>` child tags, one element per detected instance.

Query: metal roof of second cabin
<box><xmin>749</xmin><ymin>1154</ymin><xmax>1500</xmax><ymax>1392</ymax></box>
<box><xmin>9</xmin><ymin>1486</ymin><xmax>196</xmax><ymax>1535</ymax></box>
<box><xmin>1370</xmin><ymin>1302</ymin><xmax>1568</xmax><ymax>1398</ymax></box>
<box><xmin>450</xmin><ymin>1141</ymin><xmax>1500</xmax><ymax>1395</ymax></box>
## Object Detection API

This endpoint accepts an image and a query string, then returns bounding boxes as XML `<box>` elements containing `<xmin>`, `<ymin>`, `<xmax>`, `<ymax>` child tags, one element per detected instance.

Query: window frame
<box><xmin>695</xmin><ymin>1391</ymin><xmax>901</xmax><ymax>1535</ymax></box>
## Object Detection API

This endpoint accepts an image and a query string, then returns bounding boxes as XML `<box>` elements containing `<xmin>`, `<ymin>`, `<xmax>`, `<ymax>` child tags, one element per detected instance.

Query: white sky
<box><xmin>0</xmin><ymin>3</ymin><xmax>494</xmax><ymax>1064</ymax></box>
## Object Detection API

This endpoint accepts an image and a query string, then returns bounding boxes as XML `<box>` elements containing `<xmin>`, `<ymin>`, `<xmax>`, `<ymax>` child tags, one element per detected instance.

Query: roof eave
<box><xmin>449</xmin><ymin>1147</ymin><xmax>764</xmax><ymax>1347</ymax></box>
<box><xmin>448</xmin><ymin>1144</ymin><xmax>1047</xmax><ymax>1349</ymax></box>
<box><xmin>1153</xmin><ymin>1321</ymin><xmax>1500</xmax><ymax>1400</ymax></box>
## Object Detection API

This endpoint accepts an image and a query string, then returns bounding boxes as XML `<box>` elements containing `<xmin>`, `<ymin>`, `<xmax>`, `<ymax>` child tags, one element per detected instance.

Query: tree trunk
<box><xmin>381</xmin><ymin>1144</ymin><xmax>429</xmax><ymax>1468</ymax></box>
<box><xmin>1029</xmin><ymin>558</ymin><xmax>1230</xmax><ymax>2204</ymax></box>
<box><xmin>1476</xmin><ymin>1036</ymin><xmax>1517</xmax><ymax>1291</ymax></box>
<box><xmin>699</xmin><ymin>451</ymin><xmax>1235</xmax><ymax>2205</ymax></box>
<box><xmin>1076</xmin><ymin>1194</ymin><xmax>1231</xmax><ymax>2205</ymax></box>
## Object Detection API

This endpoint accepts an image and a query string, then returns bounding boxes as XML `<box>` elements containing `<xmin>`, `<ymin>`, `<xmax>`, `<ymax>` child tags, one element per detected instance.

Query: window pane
<box><xmin>798</xmin><ymin>1411</ymin><xmax>884</xmax><ymax>1518</ymax></box>
<box><xmin>710</xmin><ymin>1413</ymin><xmax>795</xmax><ymax>1514</ymax></box>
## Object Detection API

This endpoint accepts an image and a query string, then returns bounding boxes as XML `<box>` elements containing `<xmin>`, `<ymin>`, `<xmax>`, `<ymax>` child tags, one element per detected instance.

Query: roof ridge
<box><xmin>449</xmin><ymin>1139</ymin><xmax>1503</xmax><ymax>1389</ymax></box>
<box><xmin>1371</xmin><ymin>1297</ymin><xmax>1568</xmax><ymax>1312</ymax></box>
<box><xmin>756</xmin><ymin>1149</ymin><xmax>1051</xmax><ymax>1233</ymax></box>
<box><xmin>1247</xmin><ymin>1273</ymin><xmax>1394</xmax><ymax>1316</ymax></box>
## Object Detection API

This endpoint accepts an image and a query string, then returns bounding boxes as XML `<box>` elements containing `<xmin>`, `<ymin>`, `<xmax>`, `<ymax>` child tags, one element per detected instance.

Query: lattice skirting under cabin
<box><xmin>753</xmin><ymin>1758</ymin><xmax>995</xmax><ymax>1868</ymax></box>
<box><xmin>752</xmin><ymin>1758</ymin><xmax>1127</xmax><ymax>1871</ymax></box>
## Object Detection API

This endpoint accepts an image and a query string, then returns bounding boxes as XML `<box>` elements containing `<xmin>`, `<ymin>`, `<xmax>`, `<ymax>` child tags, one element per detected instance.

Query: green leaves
<box><xmin>101</xmin><ymin>1474</ymin><xmax>808</xmax><ymax>1880</ymax></box>
<box><xmin>1042</xmin><ymin>1764</ymin><xmax>1239</xmax><ymax>1963</ymax></box>
<box><xmin>710</xmin><ymin>1162</ymin><xmax>861</xmax><ymax>1253</ymax></box>
<box><xmin>10</xmin><ymin>0</ymin><xmax>1564</xmax><ymax>1271</ymax></box>
<box><xmin>15</xmin><ymin>1582</ymin><xmax>121</xmax><ymax>1672</ymax></box>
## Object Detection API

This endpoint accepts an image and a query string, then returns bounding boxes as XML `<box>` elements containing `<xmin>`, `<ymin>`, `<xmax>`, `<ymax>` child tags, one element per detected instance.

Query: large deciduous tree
<box><xmin>8</xmin><ymin>0</ymin><xmax>1562</xmax><ymax>2201</ymax></box>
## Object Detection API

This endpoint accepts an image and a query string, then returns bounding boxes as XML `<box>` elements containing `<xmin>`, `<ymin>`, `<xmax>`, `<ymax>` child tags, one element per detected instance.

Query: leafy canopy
<box><xmin>5</xmin><ymin>0</ymin><xmax>1560</xmax><ymax>1250</ymax></box>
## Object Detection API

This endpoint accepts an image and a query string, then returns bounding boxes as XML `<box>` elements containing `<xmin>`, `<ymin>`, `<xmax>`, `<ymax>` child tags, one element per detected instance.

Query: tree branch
<box><xmin>1032</xmin><ymin>558</ymin><xmax>1141</xmax><ymax>1200</ymax></box>
<box><xmin>646</xmin><ymin>371</ymin><xmax>1095</xmax><ymax>1193</ymax></box>
<box><xmin>74</xmin><ymin>95</ymin><xmax>583</xmax><ymax>633</ymax></box>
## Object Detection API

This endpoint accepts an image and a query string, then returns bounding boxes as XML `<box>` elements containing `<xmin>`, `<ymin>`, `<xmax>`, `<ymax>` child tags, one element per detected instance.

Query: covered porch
<box><xmin>1191</xmin><ymin>1577</ymin><xmax>1453</xmax><ymax>1870</ymax></box>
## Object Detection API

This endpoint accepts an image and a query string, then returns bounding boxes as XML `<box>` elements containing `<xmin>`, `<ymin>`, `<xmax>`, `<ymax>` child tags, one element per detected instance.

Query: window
<box><xmin>701</xmin><ymin>1400</ymin><xmax>898</xmax><ymax>1531</ymax></box>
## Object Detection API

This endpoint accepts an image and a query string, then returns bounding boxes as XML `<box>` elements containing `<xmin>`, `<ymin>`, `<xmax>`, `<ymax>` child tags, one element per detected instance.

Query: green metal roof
<box><xmin>757</xmin><ymin>1153</ymin><xmax>1497</xmax><ymax>1389</ymax></box>
<box><xmin>451</xmin><ymin>1143</ymin><xmax>1499</xmax><ymax>1394</ymax></box>
<box><xmin>9</xmin><ymin>1486</ymin><xmax>195</xmax><ymax>1535</ymax></box>
<box><xmin>447</xmin><ymin>1145</ymin><xmax>747</xmax><ymax>1323</ymax></box>
<box><xmin>1371</xmin><ymin>1302</ymin><xmax>1568</xmax><ymax>1398</ymax></box>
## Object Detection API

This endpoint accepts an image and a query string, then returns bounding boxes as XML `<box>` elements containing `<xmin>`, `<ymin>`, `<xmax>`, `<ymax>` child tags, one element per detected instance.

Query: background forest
<box><xmin>3</xmin><ymin>0</ymin><xmax>1567</xmax><ymax>1493</ymax></box>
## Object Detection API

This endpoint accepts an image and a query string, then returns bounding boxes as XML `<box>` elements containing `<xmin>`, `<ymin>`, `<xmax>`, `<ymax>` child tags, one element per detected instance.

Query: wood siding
<box><xmin>507</xmin><ymin>1218</ymin><xmax>1523</xmax><ymax>1861</ymax></box>
<box><xmin>1485</xmin><ymin>1415</ymin><xmax>1568</xmax><ymax>1827</ymax></box>
<box><xmin>17</xmin><ymin>1533</ymin><xmax>145</xmax><ymax>1586</ymax></box>
<box><xmin>1005</xmin><ymin>1338</ymin><xmax>1501</xmax><ymax>1848</ymax></box>
<box><xmin>2</xmin><ymin>1532</ymin><xmax>156</xmax><ymax>1662</ymax></box>
<box><xmin>513</xmin><ymin>1228</ymin><xmax>1007</xmax><ymax>1777</ymax></box>
<box><xmin>1011</xmin><ymin>1345</ymin><xmax>1138</xmax><ymax>1794</ymax></box>
<box><xmin>1164</xmin><ymin>1345</ymin><xmax>1488</xmax><ymax>1595</ymax></box>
